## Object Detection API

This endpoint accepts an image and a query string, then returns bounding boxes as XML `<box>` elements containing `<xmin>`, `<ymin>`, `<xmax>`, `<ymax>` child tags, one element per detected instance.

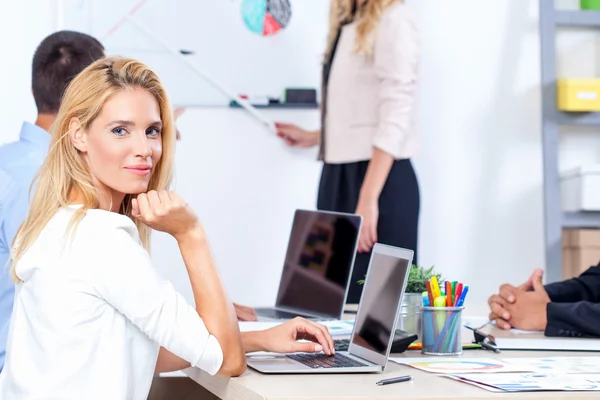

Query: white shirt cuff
<box><xmin>193</xmin><ymin>334</ymin><xmax>223</xmax><ymax>375</ymax></box>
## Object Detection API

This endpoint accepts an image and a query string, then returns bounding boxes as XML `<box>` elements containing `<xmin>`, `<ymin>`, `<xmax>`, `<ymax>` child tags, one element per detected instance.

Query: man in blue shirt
<box><xmin>0</xmin><ymin>31</ymin><xmax>105</xmax><ymax>371</ymax></box>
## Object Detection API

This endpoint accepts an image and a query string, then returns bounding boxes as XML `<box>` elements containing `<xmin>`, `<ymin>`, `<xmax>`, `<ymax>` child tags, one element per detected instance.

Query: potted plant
<box><xmin>359</xmin><ymin>264</ymin><xmax>442</xmax><ymax>337</ymax></box>
<box><xmin>399</xmin><ymin>264</ymin><xmax>443</xmax><ymax>336</ymax></box>
<box><xmin>405</xmin><ymin>264</ymin><xmax>443</xmax><ymax>294</ymax></box>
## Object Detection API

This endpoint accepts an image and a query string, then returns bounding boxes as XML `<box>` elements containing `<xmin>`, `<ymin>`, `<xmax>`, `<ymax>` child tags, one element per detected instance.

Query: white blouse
<box><xmin>325</xmin><ymin>3</ymin><xmax>420</xmax><ymax>163</ymax></box>
<box><xmin>0</xmin><ymin>207</ymin><xmax>223</xmax><ymax>400</ymax></box>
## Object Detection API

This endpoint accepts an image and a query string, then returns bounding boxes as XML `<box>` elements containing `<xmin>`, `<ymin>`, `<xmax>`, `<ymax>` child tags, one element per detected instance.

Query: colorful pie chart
<box><xmin>242</xmin><ymin>0</ymin><xmax>292</xmax><ymax>36</ymax></box>
<box><xmin>411</xmin><ymin>360</ymin><xmax>506</xmax><ymax>372</ymax></box>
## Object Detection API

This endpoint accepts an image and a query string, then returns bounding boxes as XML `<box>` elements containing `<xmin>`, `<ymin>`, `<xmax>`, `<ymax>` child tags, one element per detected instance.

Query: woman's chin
<box><xmin>126</xmin><ymin>185</ymin><xmax>150</xmax><ymax>195</ymax></box>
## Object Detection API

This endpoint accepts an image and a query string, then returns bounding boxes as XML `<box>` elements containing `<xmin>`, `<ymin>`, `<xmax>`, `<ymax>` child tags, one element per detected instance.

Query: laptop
<box><xmin>254</xmin><ymin>209</ymin><xmax>362</xmax><ymax>321</ymax></box>
<box><xmin>247</xmin><ymin>243</ymin><xmax>414</xmax><ymax>373</ymax></box>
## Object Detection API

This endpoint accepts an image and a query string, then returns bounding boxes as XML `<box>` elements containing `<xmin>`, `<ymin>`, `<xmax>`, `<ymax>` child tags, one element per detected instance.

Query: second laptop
<box><xmin>255</xmin><ymin>209</ymin><xmax>362</xmax><ymax>321</ymax></box>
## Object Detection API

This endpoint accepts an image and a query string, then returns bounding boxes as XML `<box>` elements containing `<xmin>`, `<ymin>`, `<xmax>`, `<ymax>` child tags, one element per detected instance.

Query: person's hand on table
<box><xmin>487</xmin><ymin>268</ymin><xmax>545</xmax><ymax>330</ymax></box>
<box><xmin>504</xmin><ymin>272</ymin><xmax>550</xmax><ymax>331</ymax></box>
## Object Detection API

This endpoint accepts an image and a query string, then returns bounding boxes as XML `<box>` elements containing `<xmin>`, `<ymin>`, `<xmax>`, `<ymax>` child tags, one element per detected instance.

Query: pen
<box><xmin>376</xmin><ymin>375</ymin><xmax>412</xmax><ymax>386</ymax></box>
<box><xmin>481</xmin><ymin>341</ymin><xmax>501</xmax><ymax>354</ymax></box>
<box><xmin>464</xmin><ymin>325</ymin><xmax>501</xmax><ymax>353</ymax></box>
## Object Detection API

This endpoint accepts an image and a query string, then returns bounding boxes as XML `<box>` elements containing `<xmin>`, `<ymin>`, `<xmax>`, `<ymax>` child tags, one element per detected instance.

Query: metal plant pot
<box><xmin>396</xmin><ymin>292</ymin><xmax>423</xmax><ymax>337</ymax></box>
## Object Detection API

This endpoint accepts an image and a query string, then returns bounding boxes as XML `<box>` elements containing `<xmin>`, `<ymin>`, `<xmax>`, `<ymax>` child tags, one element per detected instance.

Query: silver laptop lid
<box><xmin>274</xmin><ymin>209</ymin><xmax>362</xmax><ymax>319</ymax></box>
<box><xmin>347</xmin><ymin>244</ymin><xmax>413</xmax><ymax>368</ymax></box>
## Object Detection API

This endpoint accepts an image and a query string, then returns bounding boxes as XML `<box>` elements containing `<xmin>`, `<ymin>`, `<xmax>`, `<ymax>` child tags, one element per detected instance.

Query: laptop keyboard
<box><xmin>286</xmin><ymin>353</ymin><xmax>368</xmax><ymax>369</ymax></box>
<box><xmin>334</xmin><ymin>339</ymin><xmax>349</xmax><ymax>352</ymax></box>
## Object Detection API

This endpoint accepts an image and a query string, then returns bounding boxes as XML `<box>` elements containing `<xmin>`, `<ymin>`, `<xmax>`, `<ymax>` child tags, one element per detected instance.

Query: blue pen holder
<box><xmin>421</xmin><ymin>306</ymin><xmax>464</xmax><ymax>356</ymax></box>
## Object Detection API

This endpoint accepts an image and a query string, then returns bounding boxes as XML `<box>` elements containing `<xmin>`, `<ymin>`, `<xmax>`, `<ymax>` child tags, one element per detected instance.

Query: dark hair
<box><xmin>32</xmin><ymin>30</ymin><xmax>105</xmax><ymax>114</ymax></box>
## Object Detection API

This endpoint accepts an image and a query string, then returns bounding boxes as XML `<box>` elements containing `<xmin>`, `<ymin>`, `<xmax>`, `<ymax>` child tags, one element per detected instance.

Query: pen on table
<box><xmin>480</xmin><ymin>341</ymin><xmax>501</xmax><ymax>354</ymax></box>
<box><xmin>464</xmin><ymin>324</ymin><xmax>501</xmax><ymax>353</ymax></box>
<box><xmin>376</xmin><ymin>375</ymin><xmax>412</xmax><ymax>386</ymax></box>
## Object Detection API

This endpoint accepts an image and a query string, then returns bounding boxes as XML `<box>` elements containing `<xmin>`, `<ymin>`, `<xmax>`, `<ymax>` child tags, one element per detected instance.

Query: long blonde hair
<box><xmin>325</xmin><ymin>0</ymin><xmax>402</xmax><ymax>58</ymax></box>
<box><xmin>9</xmin><ymin>57</ymin><xmax>176</xmax><ymax>282</ymax></box>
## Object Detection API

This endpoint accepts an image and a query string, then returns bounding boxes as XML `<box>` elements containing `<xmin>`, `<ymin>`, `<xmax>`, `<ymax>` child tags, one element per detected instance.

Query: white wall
<box><xmin>150</xmin><ymin>108</ymin><xmax>322</xmax><ymax>307</ymax></box>
<box><xmin>2</xmin><ymin>0</ymin><xmax>599</xmax><ymax>314</ymax></box>
<box><xmin>0</xmin><ymin>0</ymin><xmax>58</xmax><ymax>143</ymax></box>
<box><xmin>409</xmin><ymin>0</ymin><xmax>546</xmax><ymax>308</ymax></box>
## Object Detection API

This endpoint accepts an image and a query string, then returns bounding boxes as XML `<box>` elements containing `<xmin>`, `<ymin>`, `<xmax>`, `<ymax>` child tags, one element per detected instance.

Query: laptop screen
<box><xmin>350</xmin><ymin>245</ymin><xmax>412</xmax><ymax>360</ymax></box>
<box><xmin>275</xmin><ymin>210</ymin><xmax>361</xmax><ymax>318</ymax></box>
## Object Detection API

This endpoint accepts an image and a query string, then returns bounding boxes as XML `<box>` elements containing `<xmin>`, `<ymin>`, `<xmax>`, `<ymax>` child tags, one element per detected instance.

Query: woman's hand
<box><xmin>243</xmin><ymin>317</ymin><xmax>335</xmax><ymax>355</ymax></box>
<box><xmin>355</xmin><ymin>198</ymin><xmax>379</xmax><ymax>253</ymax></box>
<box><xmin>132</xmin><ymin>190</ymin><xmax>201</xmax><ymax>241</ymax></box>
<box><xmin>275</xmin><ymin>123</ymin><xmax>319</xmax><ymax>148</ymax></box>
<box><xmin>234</xmin><ymin>303</ymin><xmax>258</xmax><ymax>321</ymax></box>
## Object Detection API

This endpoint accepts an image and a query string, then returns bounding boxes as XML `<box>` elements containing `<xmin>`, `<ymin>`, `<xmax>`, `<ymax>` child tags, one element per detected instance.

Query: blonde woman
<box><xmin>276</xmin><ymin>0</ymin><xmax>420</xmax><ymax>304</ymax></box>
<box><xmin>0</xmin><ymin>57</ymin><xmax>334</xmax><ymax>399</ymax></box>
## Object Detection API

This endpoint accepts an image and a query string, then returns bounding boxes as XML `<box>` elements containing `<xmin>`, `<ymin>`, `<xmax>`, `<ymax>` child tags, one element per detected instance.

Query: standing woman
<box><xmin>276</xmin><ymin>0</ymin><xmax>420</xmax><ymax>303</ymax></box>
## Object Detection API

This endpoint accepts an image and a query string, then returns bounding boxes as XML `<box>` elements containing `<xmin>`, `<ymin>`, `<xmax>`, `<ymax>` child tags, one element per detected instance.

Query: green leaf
<box><xmin>405</xmin><ymin>264</ymin><xmax>444</xmax><ymax>293</ymax></box>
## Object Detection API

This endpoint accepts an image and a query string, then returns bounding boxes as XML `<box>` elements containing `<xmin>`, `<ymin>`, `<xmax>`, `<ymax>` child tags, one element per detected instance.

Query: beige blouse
<box><xmin>323</xmin><ymin>3</ymin><xmax>420</xmax><ymax>164</ymax></box>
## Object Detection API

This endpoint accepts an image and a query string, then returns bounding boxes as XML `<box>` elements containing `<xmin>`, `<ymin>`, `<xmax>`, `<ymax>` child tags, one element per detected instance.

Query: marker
<box><xmin>451</xmin><ymin>281</ymin><xmax>457</xmax><ymax>305</ymax></box>
<box><xmin>456</xmin><ymin>286</ymin><xmax>470</xmax><ymax>307</ymax></box>
<box><xmin>422</xmin><ymin>291</ymin><xmax>430</xmax><ymax>307</ymax></box>
<box><xmin>445</xmin><ymin>282</ymin><xmax>452</xmax><ymax>306</ymax></box>
<box><xmin>376</xmin><ymin>375</ymin><xmax>412</xmax><ymax>386</ymax></box>
<box><xmin>431</xmin><ymin>276</ymin><xmax>441</xmax><ymax>299</ymax></box>
<box><xmin>434</xmin><ymin>296</ymin><xmax>446</xmax><ymax>308</ymax></box>
<box><xmin>425</xmin><ymin>280</ymin><xmax>435</xmax><ymax>306</ymax></box>
<box><xmin>453</xmin><ymin>283</ymin><xmax>463</xmax><ymax>307</ymax></box>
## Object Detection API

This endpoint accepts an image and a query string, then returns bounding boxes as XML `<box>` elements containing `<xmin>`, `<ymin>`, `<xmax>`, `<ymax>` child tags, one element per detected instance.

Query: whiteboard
<box><xmin>58</xmin><ymin>0</ymin><xmax>330</xmax><ymax>106</ymax></box>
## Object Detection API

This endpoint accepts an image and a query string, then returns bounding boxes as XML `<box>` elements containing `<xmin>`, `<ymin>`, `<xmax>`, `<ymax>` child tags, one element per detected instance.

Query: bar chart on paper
<box><xmin>242</xmin><ymin>0</ymin><xmax>292</xmax><ymax>36</ymax></box>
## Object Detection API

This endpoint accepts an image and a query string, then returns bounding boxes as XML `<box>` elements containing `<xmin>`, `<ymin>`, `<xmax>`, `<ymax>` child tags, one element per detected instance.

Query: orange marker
<box><xmin>425</xmin><ymin>280</ymin><xmax>435</xmax><ymax>306</ymax></box>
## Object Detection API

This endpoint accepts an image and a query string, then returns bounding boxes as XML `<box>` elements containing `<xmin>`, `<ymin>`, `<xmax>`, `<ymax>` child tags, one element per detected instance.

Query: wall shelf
<box><xmin>556</xmin><ymin>111</ymin><xmax>600</xmax><ymax>126</ymax></box>
<box><xmin>563</xmin><ymin>212</ymin><xmax>600</xmax><ymax>229</ymax></box>
<box><xmin>539</xmin><ymin>1</ymin><xmax>600</xmax><ymax>283</ymax></box>
<box><xmin>554</xmin><ymin>10</ymin><xmax>600</xmax><ymax>28</ymax></box>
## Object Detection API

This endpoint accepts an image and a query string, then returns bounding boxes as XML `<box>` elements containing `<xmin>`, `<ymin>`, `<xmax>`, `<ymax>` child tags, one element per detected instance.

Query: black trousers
<box><xmin>317</xmin><ymin>159</ymin><xmax>420</xmax><ymax>304</ymax></box>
